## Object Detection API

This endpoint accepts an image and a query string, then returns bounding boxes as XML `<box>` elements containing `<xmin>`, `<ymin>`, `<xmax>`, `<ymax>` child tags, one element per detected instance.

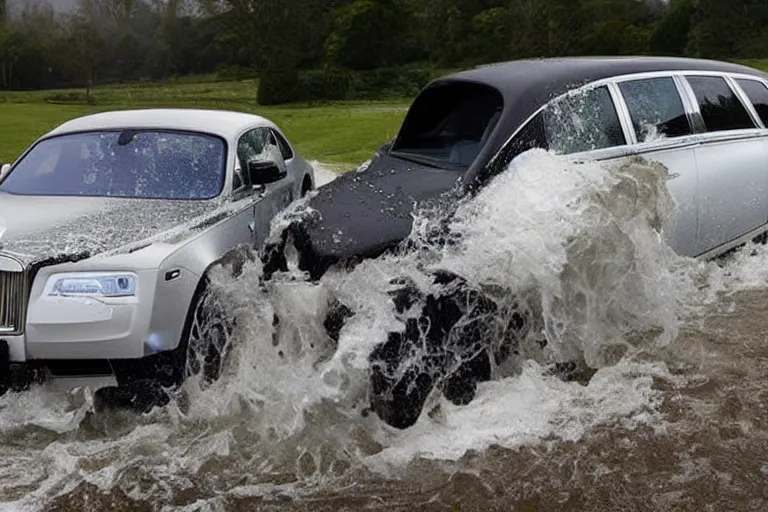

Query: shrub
<box><xmin>257</xmin><ymin>70</ymin><xmax>301</xmax><ymax>105</ymax></box>
<box><xmin>299</xmin><ymin>68</ymin><xmax>354</xmax><ymax>101</ymax></box>
<box><xmin>352</xmin><ymin>65</ymin><xmax>431</xmax><ymax>99</ymax></box>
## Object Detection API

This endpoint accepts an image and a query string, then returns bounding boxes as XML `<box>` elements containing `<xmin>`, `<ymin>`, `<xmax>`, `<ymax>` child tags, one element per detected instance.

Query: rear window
<box><xmin>541</xmin><ymin>85</ymin><xmax>626</xmax><ymax>155</ymax></box>
<box><xmin>736</xmin><ymin>78</ymin><xmax>768</xmax><ymax>127</ymax></box>
<box><xmin>391</xmin><ymin>82</ymin><xmax>504</xmax><ymax>168</ymax></box>
<box><xmin>685</xmin><ymin>75</ymin><xmax>756</xmax><ymax>132</ymax></box>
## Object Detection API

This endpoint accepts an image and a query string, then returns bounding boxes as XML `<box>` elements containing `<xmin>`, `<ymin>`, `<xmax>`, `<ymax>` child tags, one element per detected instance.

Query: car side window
<box><xmin>237</xmin><ymin>128</ymin><xmax>270</xmax><ymax>167</ymax></box>
<box><xmin>235</xmin><ymin>128</ymin><xmax>272</xmax><ymax>193</ymax></box>
<box><xmin>271</xmin><ymin>129</ymin><xmax>294</xmax><ymax>161</ymax></box>
<box><xmin>685</xmin><ymin>75</ymin><xmax>756</xmax><ymax>132</ymax></box>
<box><xmin>541</xmin><ymin>85</ymin><xmax>626</xmax><ymax>155</ymax></box>
<box><xmin>618</xmin><ymin>77</ymin><xmax>693</xmax><ymax>142</ymax></box>
<box><xmin>735</xmin><ymin>78</ymin><xmax>768</xmax><ymax>127</ymax></box>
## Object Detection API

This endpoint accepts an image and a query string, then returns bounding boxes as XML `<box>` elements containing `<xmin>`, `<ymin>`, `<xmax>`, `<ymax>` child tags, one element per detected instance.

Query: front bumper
<box><xmin>25</xmin><ymin>295</ymin><xmax>146</xmax><ymax>360</ymax></box>
<box><xmin>0</xmin><ymin>337</ymin><xmax>180</xmax><ymax>394</ymax></box>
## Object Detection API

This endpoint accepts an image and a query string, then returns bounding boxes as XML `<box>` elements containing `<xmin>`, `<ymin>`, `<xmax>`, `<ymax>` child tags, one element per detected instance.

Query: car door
<box><xmin>612</xmin><ymin>75</ymin><xmax>701</xmax><ymax>257</ymax></box>
<box><xmin>733</xmin><ymin>76</ymin><xmax>768</xmax><ymax>226</ymax></box>
<box><xmin>488</xmin><ymin>77</ymin><xmax>701</xmax><ymax>258</ymax></box>
<box><xmin>230</xmin><ymin>127</ymin><xmax>268</xmax><ymax>249</ymax></box>
<box><xmin>236</xmin><ymin>127</ymin><xmax>294</xmax><ymax>249</ymax></box>
<box><xmin>268</xmin><ymin>128</ymin><xmax>303</xmax><ymax>200</ymax></box>
<box><xmin>680</xmin><ymin>74</ymin><xmax>768</xmax><ymax>255</ymax></box>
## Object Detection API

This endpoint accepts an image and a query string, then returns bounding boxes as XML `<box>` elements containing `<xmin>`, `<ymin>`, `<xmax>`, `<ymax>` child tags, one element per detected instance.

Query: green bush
<box><xmin>257</xmin><ymin>70</ymin><xmax>301</xmax><ymax>105</ymax></box>
<box><xmin>352</xmin><ymin>65</ymin><xmax>432</xmax><ymax>99</ymax></box>
<box><xmin>299</xmin><ymin>68</ymin><xmax>354</xmax><ymax>101</ymax></box>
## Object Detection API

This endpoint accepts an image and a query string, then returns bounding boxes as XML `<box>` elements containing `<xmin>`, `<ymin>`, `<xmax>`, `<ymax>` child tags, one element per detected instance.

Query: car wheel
<box><xmin>99</xmin><ymin>279</ymin><xmax>235</xmax><ymax>414</ymax></box>
<box><xmin>181</xmin><ymin>282</ymin><xmax>234</xmax><ymax>387</ymax></box>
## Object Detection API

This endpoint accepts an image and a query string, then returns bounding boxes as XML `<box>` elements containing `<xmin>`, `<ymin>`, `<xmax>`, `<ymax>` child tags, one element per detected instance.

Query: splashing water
<box><xmin>0</xmin><ymin>150</ymin><xmax>759</xmax><ymax>510</ymax></box>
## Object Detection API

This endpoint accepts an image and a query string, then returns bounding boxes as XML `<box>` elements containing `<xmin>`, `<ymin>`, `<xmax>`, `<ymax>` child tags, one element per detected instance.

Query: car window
<box><xmin>236</xmin><ymin>128</ymin><xmax>271</xmax><ymax>166</ymax></box>
<box><xmin>391</xmin><ymin>81</ymin><xmax>504</xmax><ymax>168</ymax></box>
<box><xmin>0</xmin><ymin>130</ymin><xmax>226</xmax><ymax>200</ymax></box>
<box><xmin>618</xmin><ymin>77</ymin><xmax>693</xmax><ymax>142</ymax></box>
<box><xmin>271</xmin><ymin>129</ymin><xmax>294</xmax><ymax>161</ymax></box>
<box><xmin>685</xmin><ymin>75</ymin><xmax>756</xmax><ymax>132</ymax></box>
<box><xmin>736</xmin><ymin>78</ymin><xmax>768</xmax><ymax>127</ymax></box>
<box><xmin>541</xmin><ymin>85</ymin><xmax>626</xmax><ymax>155</ymax></box>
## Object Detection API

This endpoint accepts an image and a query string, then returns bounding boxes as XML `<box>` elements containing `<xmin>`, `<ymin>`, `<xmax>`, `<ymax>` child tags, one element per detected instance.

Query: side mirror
<box><xmin>247</xmin><ymin>159</ymin><xmax>287</xmax><ymax>186</ymax></box>
<box><xmin>0</xmin><ymin>164</ymin><xmax>10</xmax><ymax>179</ymax></box>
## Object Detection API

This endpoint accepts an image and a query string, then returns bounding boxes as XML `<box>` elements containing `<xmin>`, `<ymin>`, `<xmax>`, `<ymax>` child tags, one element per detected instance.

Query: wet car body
<box><xmin>264</xmin><ymin>57</ymin><xmax>768</xmax><ymax>429</ymax></box>
<box><xmin>0</xmin><ymin>108</ymin><xmax>315</xmax><ymax>399</ymax></box>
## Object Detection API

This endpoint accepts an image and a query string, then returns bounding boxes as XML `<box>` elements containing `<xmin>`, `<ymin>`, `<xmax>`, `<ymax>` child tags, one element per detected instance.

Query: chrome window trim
<box><xmin>672</xmin><ymin>74</ymin><xmax>707</xmax><ymax>133</ymax></box>
<box><xmin>485</xmin><ymin>67</ymin><xmax>768</xmax><ymax>173</ymax></box>
<box><xmin>606</xmin><ymin>81</ymin><xmax>637</xmax><ymax>145</ymax></box>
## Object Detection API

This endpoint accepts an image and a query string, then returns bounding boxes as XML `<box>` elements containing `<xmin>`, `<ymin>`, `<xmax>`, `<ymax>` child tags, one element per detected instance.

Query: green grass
<box><xmin>0</xmin><ymin>79</ymin><xmax>411</xmax><ymax>168</ymax></box>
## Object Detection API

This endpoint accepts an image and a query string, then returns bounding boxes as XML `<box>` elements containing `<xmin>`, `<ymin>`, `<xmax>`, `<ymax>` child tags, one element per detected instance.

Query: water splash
<box><xmin>0</xmin><ymin>149</ymin><xmax>731</xmax><ymax>510</ymax></box>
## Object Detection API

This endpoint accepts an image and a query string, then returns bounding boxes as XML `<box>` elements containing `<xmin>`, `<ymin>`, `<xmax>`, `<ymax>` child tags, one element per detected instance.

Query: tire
<box><xmin>179</xmin><ymin>281</ymin><xmax>234</xmax><ymax>387</ymax></box>
<box><xmin>101</xmin><ymin>279</ymin><xmax>234</xmax><ymax>414</ymax></box>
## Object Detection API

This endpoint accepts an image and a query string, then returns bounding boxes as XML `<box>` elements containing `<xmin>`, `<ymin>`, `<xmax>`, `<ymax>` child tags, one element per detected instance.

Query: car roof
<box><xmin>46</xmin><ymin>108</ymin><xmax>275</xmax><ymax>139</ymax></box>
<box><xmin>427</xmin><ymin>56</ymin><xmax>768</xmax><ymax>169</ymax></box>
<box><xmin>438</xmin><ymin>56</ymin><xmax>768</xmax><ymax>97</ymax></box>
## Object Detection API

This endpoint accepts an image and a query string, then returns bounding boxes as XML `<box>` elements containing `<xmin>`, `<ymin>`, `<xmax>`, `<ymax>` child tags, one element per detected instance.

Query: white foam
<box><xmin>0</xmin><ymin>152</ymin><xmax>752</xmax><ymax>507</ymax></box>
<box><xmin>368</xmin><ymin>360</ymin><xmax>670</xmax><ymax>467</ymax></box>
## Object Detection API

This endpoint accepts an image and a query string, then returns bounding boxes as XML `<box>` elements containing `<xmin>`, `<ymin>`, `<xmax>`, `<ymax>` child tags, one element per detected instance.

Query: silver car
<box><xmin>0</xmin><ymin>108</ymin><xmax>315</xmax><ymax>403</ymax></box>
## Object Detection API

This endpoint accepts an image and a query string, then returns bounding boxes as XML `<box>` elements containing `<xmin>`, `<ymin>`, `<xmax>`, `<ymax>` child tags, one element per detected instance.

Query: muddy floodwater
<box><xmin>2</xmin><ymin>156</ymin><xmax>768</xmax><ymax>511</ymax></box>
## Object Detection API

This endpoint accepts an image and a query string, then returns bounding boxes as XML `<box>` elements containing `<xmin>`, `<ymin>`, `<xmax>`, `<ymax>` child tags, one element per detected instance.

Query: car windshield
<box><xmin>0</xmin><ymin>129</ymin><xmax>226</xmax><ymax>200</ymax></box>
<box><xmin>390</xmin><ymin>81</ymin><xmax>504</xmax><ymax>168</ymax></box>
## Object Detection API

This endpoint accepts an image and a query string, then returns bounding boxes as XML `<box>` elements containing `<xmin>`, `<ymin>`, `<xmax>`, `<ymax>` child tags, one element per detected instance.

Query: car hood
<box><xmin>0</xmin><ymin>192</ymin><xmax>227</xmax><ymax>266</ymax></box>
<box><xmin>274</xmin><ymin>153</ymin><xmax>463</xmax><ymax>279</ymax></box>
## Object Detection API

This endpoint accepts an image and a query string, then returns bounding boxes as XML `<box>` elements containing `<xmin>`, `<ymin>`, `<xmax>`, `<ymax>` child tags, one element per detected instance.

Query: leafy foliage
<box><xmin>0</xmin><ymin>0</ymin><xmax>768</xmax><ymax>96</ymax></box>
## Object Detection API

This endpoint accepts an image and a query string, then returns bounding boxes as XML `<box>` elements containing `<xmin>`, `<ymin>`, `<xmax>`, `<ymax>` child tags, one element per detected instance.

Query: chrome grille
<box><xmin>0</xmin><ymin>271</ymin><xmax>26</xmax><ymax>334</ymax></box>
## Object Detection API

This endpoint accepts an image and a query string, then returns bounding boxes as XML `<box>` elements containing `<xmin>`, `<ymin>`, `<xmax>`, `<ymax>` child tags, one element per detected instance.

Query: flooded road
<box><xmin>2</xmin><ymin>155</ymin><xmax>768</xmax><ymax>511</ymax></box>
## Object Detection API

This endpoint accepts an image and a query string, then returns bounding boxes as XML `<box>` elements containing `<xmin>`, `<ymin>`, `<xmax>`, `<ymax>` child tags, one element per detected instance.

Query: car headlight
<box><xmin>48</xmin><ymin>273</ymin><xmax>138</xmax><ymax>298</ymax></box>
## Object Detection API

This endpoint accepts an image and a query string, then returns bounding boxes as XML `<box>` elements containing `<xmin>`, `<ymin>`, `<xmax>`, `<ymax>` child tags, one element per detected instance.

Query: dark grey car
<box><xmin>263</xmin><ymin>56</ymin><xmax>768</xmax><ymax>429</ymax></box>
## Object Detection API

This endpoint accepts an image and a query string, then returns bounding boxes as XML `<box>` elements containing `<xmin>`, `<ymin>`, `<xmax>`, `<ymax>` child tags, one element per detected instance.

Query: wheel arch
<box><xmin>145</xmin><ymin>223</ymin><xmax>258</xmax><ymax>357</ymax></box>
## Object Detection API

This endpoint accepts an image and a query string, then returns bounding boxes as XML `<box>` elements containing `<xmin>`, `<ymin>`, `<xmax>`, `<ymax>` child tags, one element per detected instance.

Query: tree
<box><xmin>325</xmin><ymin>0</ymin><xmax>405</xmax><ymax>70</ymax></box>
<box><xmin>649</xmin><ymin>0</ymin><xmax>695</xmax><ymax>56</ymax></box>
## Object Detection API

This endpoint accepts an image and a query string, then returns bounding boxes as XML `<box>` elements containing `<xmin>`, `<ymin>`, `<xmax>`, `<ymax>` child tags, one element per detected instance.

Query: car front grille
<box><xmin>0</xmin><ymin>270</ymin><xmax>27</xmax><ymax>334</ymax></box>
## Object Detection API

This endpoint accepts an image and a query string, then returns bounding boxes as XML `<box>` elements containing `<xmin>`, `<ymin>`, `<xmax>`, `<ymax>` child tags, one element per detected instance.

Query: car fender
<box><xmin>144</xmin><ymin>204</ymin><xmax>259</xmax><ymax>355</ymax></box>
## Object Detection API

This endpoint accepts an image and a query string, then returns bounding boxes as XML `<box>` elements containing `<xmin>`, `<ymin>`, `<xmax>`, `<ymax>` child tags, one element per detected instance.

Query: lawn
<box><xmin>0</xmin><ymin>79</ymin><xmax>411</xmax><ymax>168</ymax></box>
